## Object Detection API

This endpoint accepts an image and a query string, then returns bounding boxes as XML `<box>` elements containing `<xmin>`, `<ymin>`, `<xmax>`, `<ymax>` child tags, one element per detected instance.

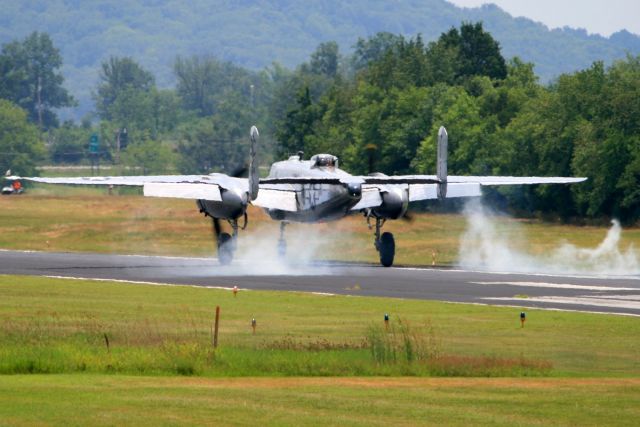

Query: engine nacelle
<box><xmin>197</xmin><ymin>188</ymin><xmax>246</xmax><ymax>220</ymax></box>
<box><xmin>371</xmin><ymin>186</ymin><xmax>409</xmax><ymax>220</ymax></box>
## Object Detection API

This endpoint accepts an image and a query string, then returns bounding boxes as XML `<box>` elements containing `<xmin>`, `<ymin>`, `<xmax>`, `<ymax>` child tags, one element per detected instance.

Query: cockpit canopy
<box><xmin>310</xmin><ymin>154</ymin><xmax>338</xmax><ymax>168</ymax></box>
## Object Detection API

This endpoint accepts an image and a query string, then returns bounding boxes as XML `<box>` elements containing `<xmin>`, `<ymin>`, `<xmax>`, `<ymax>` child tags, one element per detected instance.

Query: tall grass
<box><xmin>365</xmin><ymin>317</ymin><xmax>551</xmax><ymax>376</ymax></box>
<box><xmin>367</xmin><ymin>317</ymin><xmax>440</xmax><ymax>364</ymax></box>
<box><xmin>0</xmin><ymin>309</ymin><xmax>552</xmax><ymax>377</ymax></box>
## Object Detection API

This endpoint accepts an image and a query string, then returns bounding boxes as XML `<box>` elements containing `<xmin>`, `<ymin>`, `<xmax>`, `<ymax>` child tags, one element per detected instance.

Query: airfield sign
<box><xmin>89</xmin><ymin>133</ymin><xmax>99</xmax><ymax>154</ymax></box>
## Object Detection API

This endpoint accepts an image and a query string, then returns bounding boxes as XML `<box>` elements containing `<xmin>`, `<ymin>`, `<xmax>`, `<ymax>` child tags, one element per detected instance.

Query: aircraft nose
<box><xmin>347</xmin><ymin>182</ymin><xmax>362</xmax><ymax>198</ymax></box>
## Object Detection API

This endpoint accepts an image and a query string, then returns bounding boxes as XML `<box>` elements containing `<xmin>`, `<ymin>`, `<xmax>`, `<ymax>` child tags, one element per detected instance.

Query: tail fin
<box><xmin>249</xmin><ymin>126</ymin><xmax>259</xmax><ymax>201</ymax></box>
<box><xmin>437</xmin><ymin>126</ymin><xmax>448</xmax><ymax>200</ymax></box>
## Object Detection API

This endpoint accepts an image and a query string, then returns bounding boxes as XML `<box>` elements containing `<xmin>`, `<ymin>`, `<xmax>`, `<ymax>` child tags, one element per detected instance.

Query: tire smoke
<box><xmin>458</xmin><ymin>199</ymin><xmax>640</xmax><ymax>276</ymax></box>
<box><xmin>210</xmin><ymin>224</ymin><xmax>336</xmax><ymax>276</ymax></box>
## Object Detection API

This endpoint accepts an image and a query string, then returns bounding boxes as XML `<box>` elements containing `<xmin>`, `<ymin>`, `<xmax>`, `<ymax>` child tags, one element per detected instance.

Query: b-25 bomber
<box><xmin>21</xmin><ymin>126</ymin><xmax>586</xmax><ymax>267</ymax></box>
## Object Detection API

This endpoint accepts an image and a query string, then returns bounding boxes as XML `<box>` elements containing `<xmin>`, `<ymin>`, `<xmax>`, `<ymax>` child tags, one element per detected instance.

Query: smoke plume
<box><xmin>458</xmin><ymin>199</ymin><xmax>640</xmax><ymax>276</ymax></box>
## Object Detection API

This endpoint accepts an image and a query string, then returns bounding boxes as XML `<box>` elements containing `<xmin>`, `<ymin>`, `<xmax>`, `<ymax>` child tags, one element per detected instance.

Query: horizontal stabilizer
<box><xmin>252</xmin><ymin>188</ymin><xmax>298</xmax><ymax>212</ymax></box>
<box><xmin>143</xmin><ymin>183</ymin><xmax>221</xmax><ymax>201</ymax></box>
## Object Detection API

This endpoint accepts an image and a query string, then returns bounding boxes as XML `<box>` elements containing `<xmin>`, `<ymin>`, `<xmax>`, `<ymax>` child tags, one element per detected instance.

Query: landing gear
<box><xmin>217</xmin><ymin>232</ymin><xmax>233</xmax><ymax>265</ymax></box>
<box><xmin>211</xmin><ymin>216</ymin><xmax>241</xmax><ymax>266</ymax></box>
<box><xmin>278</xmin><ymin>221</ymin><xmax>288</xmax><ymax>257</ymax></box>
<box><xmin>370</xmin><ymin>216</ymin><xmax>395</xmax><ymax>267</ymax></box>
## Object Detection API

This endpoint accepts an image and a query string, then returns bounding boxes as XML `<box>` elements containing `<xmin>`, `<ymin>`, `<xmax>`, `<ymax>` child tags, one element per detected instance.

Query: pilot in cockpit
<box><xmin>311</xmin><ymin>154</ymin><xmax>338</xmax><ymax>169</ymax></box>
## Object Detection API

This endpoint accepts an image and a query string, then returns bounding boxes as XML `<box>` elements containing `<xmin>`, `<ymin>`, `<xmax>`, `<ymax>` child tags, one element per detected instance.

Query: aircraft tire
<box><xmin>218</xmin><ymin>233</ymin><xmax>233</xmax><ymax>265</ymax></box>
<box><xmin>379</xmin><ymin>232</ymin><xmax>395</xmax><ymax>267</ymax></box>
<box><xmin>278</xmin><ymin>239</ymin><xmax>286</xmax><ymax>258</ymax></box>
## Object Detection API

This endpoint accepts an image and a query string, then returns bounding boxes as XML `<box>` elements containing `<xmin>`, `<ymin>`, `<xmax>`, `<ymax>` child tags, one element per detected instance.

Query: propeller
<box><xmin>229</xmin><ymin>164</ymin><xmax>248</xmax><ymax>178</ymax></box>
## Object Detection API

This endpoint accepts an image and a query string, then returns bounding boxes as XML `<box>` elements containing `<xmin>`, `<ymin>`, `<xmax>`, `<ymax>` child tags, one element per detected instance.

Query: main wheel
<box><xmin>217</xmin><ymin>232</ymin><xmax>233</xmax><ymax>265</ymax></box>
<box><xmin>278</xmin><ymin>239</ymin><xmax>287</xmax><ymax>258</ymax></box>
<box><xmin>379</xmin><ymin>232</ymin><xmax>395</xmax><ymax>267</ymax></box>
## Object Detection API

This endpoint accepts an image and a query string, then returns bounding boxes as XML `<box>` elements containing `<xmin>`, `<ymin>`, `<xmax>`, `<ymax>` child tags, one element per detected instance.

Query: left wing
<box><xmin>22</xmin><ymin>174</ymin><xmax>252</xmax><ymax>202</ymax></box>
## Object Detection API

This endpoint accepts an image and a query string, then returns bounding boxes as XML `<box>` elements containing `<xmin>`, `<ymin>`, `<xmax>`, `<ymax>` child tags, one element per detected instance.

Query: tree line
<box><xmin>1</xmin><ymin>25</ymin><xmax>639</xmax><ymax>222</ymax></box>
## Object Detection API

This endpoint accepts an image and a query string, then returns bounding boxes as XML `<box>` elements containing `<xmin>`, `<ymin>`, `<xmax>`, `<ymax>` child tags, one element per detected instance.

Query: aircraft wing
<box><xmin>22</xmin><ymin>174</ymin><xmax>252</xmax><ymax>202</ymax></box>
<box><xmin>446</xmin><ymin>176</ymin><xmax>587</xmax><ymax>185</ymax></box>
<box><xmin>350</xmin><ymin>175</ymin><xmax>587</xmax><ymax>209</ymax></box>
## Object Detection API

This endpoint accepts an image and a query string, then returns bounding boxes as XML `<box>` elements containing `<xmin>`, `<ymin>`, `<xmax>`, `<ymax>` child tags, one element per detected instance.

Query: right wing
<box><xmin>350</xmin><ymin>175</ymin><xmax>587</xmax><ymax>210</ymax></box>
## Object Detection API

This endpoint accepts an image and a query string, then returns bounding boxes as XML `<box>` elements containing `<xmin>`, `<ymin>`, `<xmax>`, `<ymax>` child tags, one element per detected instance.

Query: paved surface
<box><xmin>2</xmin><ymin>250</ymin><xmax>640</xmax><ymax>316</ymax></box>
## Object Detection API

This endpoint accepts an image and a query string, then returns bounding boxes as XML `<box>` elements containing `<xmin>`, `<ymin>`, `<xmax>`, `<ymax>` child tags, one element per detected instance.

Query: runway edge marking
<box><xmin>40</xmin><ymin>275</ymin><xmax>639</xmax><ymax>317</ymax></box>
<box><xmin>43</xmin><ymin>275</ymin><xmax>238</xmax><ymax>291</ymax></box>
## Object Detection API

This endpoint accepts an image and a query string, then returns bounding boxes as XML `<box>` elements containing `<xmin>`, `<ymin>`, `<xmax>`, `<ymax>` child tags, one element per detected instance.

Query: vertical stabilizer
<box><xmin>249</xmin><ymin>126</ymin><xmax>259</xmax><ymax>201</ymax></box>
<box><xmin>437</xmin><ymin>126</ymin><xmax>448</xmax><ymax>199</ymax></box>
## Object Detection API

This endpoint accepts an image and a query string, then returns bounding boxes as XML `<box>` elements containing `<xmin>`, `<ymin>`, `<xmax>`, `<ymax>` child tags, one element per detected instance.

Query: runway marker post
<box><xmin>233</xmin><ymin>286</ymin><xmax>238</xmax><ymax>297</ymax></box>
<box><xmin>520</xmin><ymin>311</ymin><xmax>526</xmax><ymax>328</ymax></box>
<box><xmin>384</xmin><ymin>313</ymin><xmax>389</xmax><ymax>330</ymax></box>
<box><xmin>251</xmin><ymin>318</ymin><xmax>257</xmax><ymax>335</ymax></box>
<box><xmin>212</xmin><ymin>306</ymin><xmax>220</xmax><ymax>348</ymax></box>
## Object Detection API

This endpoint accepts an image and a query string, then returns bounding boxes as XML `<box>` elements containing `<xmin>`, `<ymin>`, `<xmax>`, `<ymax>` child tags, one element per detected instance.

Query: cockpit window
<box><xmin>311</xmin><ymin>154</ymin><xmax>338</xmax><ymax>168</ymax></box>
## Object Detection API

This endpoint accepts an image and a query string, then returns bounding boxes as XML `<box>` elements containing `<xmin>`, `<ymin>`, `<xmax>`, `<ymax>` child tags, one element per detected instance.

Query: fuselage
<box><xmin>262</xmin><ymin>154</ymin><xmax>362</xmax><ymax>223</ymax></box>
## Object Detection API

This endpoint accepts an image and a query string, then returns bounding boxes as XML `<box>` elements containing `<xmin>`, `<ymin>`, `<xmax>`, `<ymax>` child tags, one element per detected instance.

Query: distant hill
<box><xmin>2</xmin><ymin>0</ymin><xmax>639</xmax><ymax>118</ymax></box>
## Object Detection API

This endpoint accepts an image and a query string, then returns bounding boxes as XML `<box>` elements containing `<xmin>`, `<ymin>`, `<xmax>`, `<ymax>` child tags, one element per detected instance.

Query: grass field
<box><xmin>1</xmin><ymin>275</ymin><xmax>640</xmax><ymax>424</ymax></box>
<box><xmin>2</xmin><ymin>275</ymin><xmax>639</xmax><ymax>377</ymax></box>
<box><xmin>2</xmin><ymin>375</ymin><xmax>639</xmax><ymax>426</ymax></box>
<box><xmin>2</xmin><ymin>188</ymin><xmax>639</xmax><ymax>266</ymax></box>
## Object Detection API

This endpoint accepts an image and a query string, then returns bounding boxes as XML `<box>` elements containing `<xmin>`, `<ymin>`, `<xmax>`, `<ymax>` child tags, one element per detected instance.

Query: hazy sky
<box><xmin>447</xmin><ymin>0</ymin><xmax>640</xmax><ymax>36</ymax></box>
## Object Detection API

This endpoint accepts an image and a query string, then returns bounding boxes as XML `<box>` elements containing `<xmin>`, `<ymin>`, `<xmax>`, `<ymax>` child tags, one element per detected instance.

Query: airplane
<box><xmin>18</xmin><ymin>126</ymin><xmax>586</xmax><ymax>267</ymax></box>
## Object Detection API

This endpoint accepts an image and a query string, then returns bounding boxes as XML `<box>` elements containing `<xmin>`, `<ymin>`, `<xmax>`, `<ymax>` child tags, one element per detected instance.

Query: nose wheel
<box><xmin>370</xmin><ymin>216</ymin><xmax>395</xmax><ymax>267</ymax></box>
<box><xmin>278</xmin><ymin>221</ymin><xmax>288</xmax><ymax>258</ymax></box>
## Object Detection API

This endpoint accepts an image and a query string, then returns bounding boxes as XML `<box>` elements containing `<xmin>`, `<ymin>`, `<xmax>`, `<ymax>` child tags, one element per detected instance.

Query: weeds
<box><xmin>365</xmin><ymin>317</ymin><xmax>551</xmax><ymax>376</ymax></box>
<box><xmin>367</xmin><ymin>317</ymin><xmax>440</xmax><ymax>364</ymax></box>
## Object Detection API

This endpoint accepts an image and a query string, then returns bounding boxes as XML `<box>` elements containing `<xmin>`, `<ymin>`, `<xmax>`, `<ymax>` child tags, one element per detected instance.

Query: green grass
<box><xmin>2</xmin><ymin>275</ymin><xmax>640</xmax><ymax>425</ymax></box>
<box><xmin>2</xmin><ymin>191</ymin><xmax>639</xmax><ymax>265</ymax></box>
<box><xmin>1</xmin><ymin>275</ymin><xmax>639</xmax><ymax>377</ymax></box>
<box><xmin>1</xmin><ymin>375</ymin><xmax>639</xmax><ymax>426</ymax></box>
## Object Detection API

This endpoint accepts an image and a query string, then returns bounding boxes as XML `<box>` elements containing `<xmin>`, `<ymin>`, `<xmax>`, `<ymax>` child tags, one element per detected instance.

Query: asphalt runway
<box><xmin>2</xmin><ymin>250</ymin><xmax>640</xmax><ymax>316</ymax></box>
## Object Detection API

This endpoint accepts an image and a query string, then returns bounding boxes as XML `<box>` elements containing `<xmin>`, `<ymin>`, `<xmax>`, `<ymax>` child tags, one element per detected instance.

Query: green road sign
<box><xmin>89</xmin><ymin>133</ymin><xmax>99</xmax><ymax>154</ymax></box>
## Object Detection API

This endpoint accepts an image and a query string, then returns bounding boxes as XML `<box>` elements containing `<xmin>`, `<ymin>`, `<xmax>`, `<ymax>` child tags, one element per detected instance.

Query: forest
<box><xmin>1</xmin><ymin>24</ymin><xmax>640</xmax><ymax>222</ymax></box>
<box><xmin>1</xmin><ymin>0</ymin><xmax>639</xmax><ymax>118</ymax></box>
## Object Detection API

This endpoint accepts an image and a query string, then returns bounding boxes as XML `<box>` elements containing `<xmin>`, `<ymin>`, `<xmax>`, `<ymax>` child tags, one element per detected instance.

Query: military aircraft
<box><xmin>20</xmin><ymin>126</ymin><xmax>586</xmax><ymax>267</ymax></box>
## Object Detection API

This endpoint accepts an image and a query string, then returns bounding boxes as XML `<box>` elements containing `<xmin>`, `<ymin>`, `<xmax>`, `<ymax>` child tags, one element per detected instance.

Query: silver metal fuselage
<box><xmin>262</xmin><ymin>158</ymin><xmax>361</xmax><ymax>223</ymax></box>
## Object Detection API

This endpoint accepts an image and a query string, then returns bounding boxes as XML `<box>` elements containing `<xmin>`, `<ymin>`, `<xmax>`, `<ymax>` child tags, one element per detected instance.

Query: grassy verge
<box><xmin>1</xmin><ymin>375</ymin><xmax>639</xmax><ymax>426</ymax></box>
<box><xmin>1</xmin><ymin>275</ymin><xmax>639</xmax><ymax>377</ymax></box>
<box><xmin>2</xmin><ymin>191</ymin><xmax>639</xmax><ymax>265</ymax></box>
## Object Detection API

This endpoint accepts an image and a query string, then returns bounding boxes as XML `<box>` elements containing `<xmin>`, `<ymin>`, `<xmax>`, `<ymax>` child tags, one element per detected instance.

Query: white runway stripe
<box><xmin>470</xmin><ymin>281</ymin><xmax>638</xmax><ymax>291</ymax></box>
<box><xmin>483</xmin><ymin>296</ymin><xmax>640</xmax><ymax>310</ymax></box>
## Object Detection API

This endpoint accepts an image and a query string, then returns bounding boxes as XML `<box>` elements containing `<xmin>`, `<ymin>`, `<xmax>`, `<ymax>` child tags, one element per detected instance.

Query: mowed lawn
<box><xmin>2</xmin><ymin>375</ymin><xmax>639</xmax><ymax>426</ymax></box>
<box><xmin>2</xmin><ymin>188</ymin><xmax>639</xmax><ymax>265</ymax></box>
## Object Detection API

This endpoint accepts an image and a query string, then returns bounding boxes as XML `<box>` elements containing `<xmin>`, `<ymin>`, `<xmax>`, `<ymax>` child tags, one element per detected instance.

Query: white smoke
<box><xmin>458</xmin><ymin>199</ymin><xmax>640</xmax><ymax>276</ymax></box>
<box><xmin>202</xmin><ymin>223</ymin><xmax>340</xmax><ymax>276</ymax></box>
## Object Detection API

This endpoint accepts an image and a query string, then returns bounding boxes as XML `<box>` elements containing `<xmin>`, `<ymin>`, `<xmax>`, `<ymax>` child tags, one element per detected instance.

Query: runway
<box><xmin>2</xmin><ymin>250</ymin><xmax>640</xmax><ymax>316</ymax></box>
